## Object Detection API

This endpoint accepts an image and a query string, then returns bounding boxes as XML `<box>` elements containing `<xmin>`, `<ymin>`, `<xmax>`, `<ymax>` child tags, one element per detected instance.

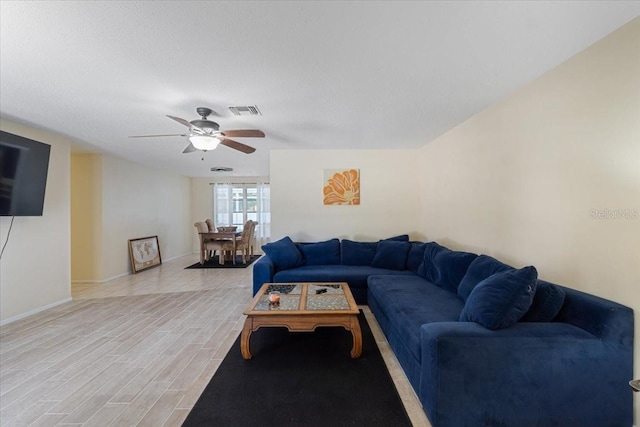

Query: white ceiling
<box><xmin>1</xmin><ymin>1</ymin><xmax>638</xmax><ymax>178</ymax></box>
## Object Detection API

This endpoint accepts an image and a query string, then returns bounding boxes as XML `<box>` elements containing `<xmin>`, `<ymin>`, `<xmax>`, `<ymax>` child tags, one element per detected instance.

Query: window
<box><xmin>213</xmin><ymin>182</ymin><xmax>270</xmax><ymax>247</ymax></box>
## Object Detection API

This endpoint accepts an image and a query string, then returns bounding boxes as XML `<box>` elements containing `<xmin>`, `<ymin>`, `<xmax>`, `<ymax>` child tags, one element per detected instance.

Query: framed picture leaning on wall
<box><xmin>128</xmin><ymin>235</ymin><xmax>162</xmax><ymax>273</ymax></box>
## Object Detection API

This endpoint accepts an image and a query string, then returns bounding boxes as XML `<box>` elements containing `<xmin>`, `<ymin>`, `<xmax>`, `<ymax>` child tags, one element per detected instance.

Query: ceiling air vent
<box><xmin>228</xmin><ymin>105</ymin><xmax>262</xmax><ymax>116</ymax></box>
<box><xmin>211</xmin><ymin>167</ymin><xmax>233</xmax><ymax>172</ymax></box>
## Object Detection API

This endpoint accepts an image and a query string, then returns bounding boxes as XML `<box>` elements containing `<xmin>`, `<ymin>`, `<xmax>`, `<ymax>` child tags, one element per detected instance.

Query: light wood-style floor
<box><xmin>0</xmin><ymin>253</ymin><xmax>431</xmax><ymax>427</ymax></box>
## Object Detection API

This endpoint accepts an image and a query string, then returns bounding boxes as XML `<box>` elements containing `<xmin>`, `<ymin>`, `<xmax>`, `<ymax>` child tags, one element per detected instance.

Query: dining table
<box><xmin>198</xmin><ymin>230</ymin><xmax>242</xmax><ymax>264</ymax></box>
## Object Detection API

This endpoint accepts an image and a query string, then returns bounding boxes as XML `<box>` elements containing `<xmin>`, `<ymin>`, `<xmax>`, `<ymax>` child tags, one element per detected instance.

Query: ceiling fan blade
<box><xmin>167</xmin><ymin>115</ymin><xmax>206</xmax><ymax>134</ymax></box>
<box><xmin>182</xmin><ymin>143</ymin><xmax>197</xmax><ymax>153</ymax></box>
<box><xmin>220</xmin><ymin>138</ymin><xmax>256</xmax><ymax>154</ymax></box>
<box><xmin>221</xmin><ymin>129</ymin><xmax>265</xmax><ymax>138</ymax></box>
<box><xmin>129</xmin><ymin>133</ymin><xmax>186</xmax><ymax>138</ymax></box>
<box><xmin>166</xmin><ymin>115</ymin><xmax>193</xmax><ymax>128</ymax></box>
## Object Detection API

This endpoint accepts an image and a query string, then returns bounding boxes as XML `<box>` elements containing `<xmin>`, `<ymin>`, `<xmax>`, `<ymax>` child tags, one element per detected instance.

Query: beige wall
<box><xmin>0</xmin><ymin>120</ymin><xmax>71</xmax><ymax>323</ymax></box>
<box><xmin>71</xmin><ymin>154</ymin><xmax>102</xmax><ymax>280</ymax></box>
<box><xmin>71</xmin><ymin>154</ymin><xmax>193</xmax><ymax>282</ymax></box>
<box><xmin>417</xmin><ymin>18</ymin><xmax>639</xmax><ymax>423</ymax></box>
<box><xmin>270</xmin><ymin>150</ymin><xmax>421</xmax><ymax>242</ymax></box>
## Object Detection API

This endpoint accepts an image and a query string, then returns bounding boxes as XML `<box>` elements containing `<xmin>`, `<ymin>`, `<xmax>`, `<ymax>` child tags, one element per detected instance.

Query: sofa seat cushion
<box><xmin>368</xmin><ymin>275</ymin><xmax>464</xmax><ymax>362</ymax></box>
<box><xmin>273</xmin><ymin>265</ymin><xmax>414</xmax><ymax>290</ymax></box>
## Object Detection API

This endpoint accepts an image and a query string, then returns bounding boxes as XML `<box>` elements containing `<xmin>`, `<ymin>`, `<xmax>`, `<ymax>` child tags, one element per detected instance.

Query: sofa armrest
<box><xmin>252</xmin><ymin>255</ymin><xmax>275</xmax><ymax>296</ymax></box>
<box><xmin>419</xmin><ymin>321</ymin><xmax>633</xmax><ymax>427</ymax></box>
<box><xmin>555</xmin><ymin>285</ymin><xmax>634</xmax><ymax>345</ymax></box>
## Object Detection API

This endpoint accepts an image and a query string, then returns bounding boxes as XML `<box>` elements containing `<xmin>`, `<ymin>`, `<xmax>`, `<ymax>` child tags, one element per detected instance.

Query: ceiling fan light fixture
<box><xmin>189</xmin><ymin>135</ymin><xmax>221</xmax><ymax>151</ymax></box>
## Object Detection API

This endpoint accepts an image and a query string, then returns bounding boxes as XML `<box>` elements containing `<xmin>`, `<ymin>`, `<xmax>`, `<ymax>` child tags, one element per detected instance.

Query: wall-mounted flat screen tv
<box><xmin>0</xmin><ymin>130</ymin><xmax>51</xmax><ymax>216</ymax></box>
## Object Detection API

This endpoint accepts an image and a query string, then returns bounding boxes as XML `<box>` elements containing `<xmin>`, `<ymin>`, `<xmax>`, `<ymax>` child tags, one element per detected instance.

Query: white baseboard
<box><xmin>163</xmin><ymin>252</ymin><xmax>193</xmax><ymax>262</ymax></box>
<box><xmin>71</xmin><ymin>271</ymin><xmax>129</xmax><ymax>284</ymax></box>
<box><xmin>70</xmin><ymin>252</ymin><xmax>194</xmax><ymax>284</ymax></box>
<box><xmin>0</xmin><ymin>297</ymin><xmax>72</xmax><ymax>326</ymax></box>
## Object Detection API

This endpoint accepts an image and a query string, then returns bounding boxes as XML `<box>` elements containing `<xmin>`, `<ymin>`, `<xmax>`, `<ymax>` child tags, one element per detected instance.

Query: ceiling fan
<box><xmin>130</xmin><ymin>107</ymin><xmax>264</xmax><ymax>154</ymax></box>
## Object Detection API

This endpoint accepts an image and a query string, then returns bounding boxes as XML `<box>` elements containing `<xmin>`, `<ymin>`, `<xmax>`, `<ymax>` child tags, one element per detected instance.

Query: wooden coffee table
<box><xmin>241</xmin><ymin>282</ymin><xmax>362</xmax><ymax>360</ymax></box>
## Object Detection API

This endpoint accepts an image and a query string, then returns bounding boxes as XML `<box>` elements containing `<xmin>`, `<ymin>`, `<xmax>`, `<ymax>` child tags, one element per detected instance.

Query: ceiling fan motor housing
<box><xmin>190</xmin><ymin>119</ymin><xmax>219</xmax><ymax>130</ymax></box>
<box><xmin>191</xmin><ymin>107</ymin><xmax>219</xmax><ymax>131</ymax></box>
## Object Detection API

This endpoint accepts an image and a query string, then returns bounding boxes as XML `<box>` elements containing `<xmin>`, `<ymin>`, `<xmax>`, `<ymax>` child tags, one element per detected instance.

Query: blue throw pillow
<box><xmin>459</xmin><ymin>266</ymin><xmax>538</xmax><ymax>330</ymax></box>
<box><xmin>521</xmin><ymin>280</ymin><xmax>566</xmax><ymax>322</ymax></box>
<box><xmin>406</xmin><ymin>242</ymin><xmax>426</xmax><ymax>272</ymax></box>
<box><xmin>296</xmin><ymin>239</ymin><xmax>341</xmax><ymax>266</ymax></box>
<box><xmin>458</xmin><ymin>255</ymin><xmax>514</xmax><ymax>302</ymax></box>
<box><xmin>261</xmin><ymin>236</ymin><xmax>304</xmax><ymax>271</ymax></box>
<box><xmin>340</xmin><ymin>240</ymin><xmax>378</xmax><ymax>266</ymax></box>
<box><xmin>371</xmin><ymin>240</ymin><xmax>411</xmax><ymax>270</ymax></box>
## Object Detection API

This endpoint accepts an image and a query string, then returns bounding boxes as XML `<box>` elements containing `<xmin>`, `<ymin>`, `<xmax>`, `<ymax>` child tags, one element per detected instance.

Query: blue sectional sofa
<box><xmin>253</xmin><ymin>236</ymin><xmax>417</xmax><ymax>304</ymax></box>
<box><xmin>253</xmin><ymin>236</ymin><xmax>634</xmax><ymax>427</ymax></box>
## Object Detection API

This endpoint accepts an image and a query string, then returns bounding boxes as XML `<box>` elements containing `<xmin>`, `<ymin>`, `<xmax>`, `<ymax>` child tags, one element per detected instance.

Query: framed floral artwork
<box><xmin>128</xmin><ymin>235</ymin><xmax>162</xmax><ymax>273</ymax></box>
<box><xmin>323</xmin><ymin>169</ymin><xmax>360</xmax><ymax>205</ymax></box>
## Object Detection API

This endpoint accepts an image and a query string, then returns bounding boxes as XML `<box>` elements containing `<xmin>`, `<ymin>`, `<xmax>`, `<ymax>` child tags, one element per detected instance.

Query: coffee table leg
<box><xmin>241</xmin><ymin>318</ymin><xmax>253</xmax><ymax>360</ymax></box>
<box><xmin>350</xmin><ymin>315</ymin><xmax>362</xmax><ymax>358</ymax></box>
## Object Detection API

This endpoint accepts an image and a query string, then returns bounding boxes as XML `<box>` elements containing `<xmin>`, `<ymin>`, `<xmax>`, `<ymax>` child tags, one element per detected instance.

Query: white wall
<box><xmin>98</xmin><ymin>155</ymin><xmax>192</xmax><ymax>280</ymax></box>
<box><xmin>190</xmin><ymin>178</ymin><xmax>214</xmax><ymax>252</ymax></box>
<box><xmin>270</xmin><ymin>150</ymin><xmax>421</xmax><ymax>242</ymax></box>
<box><xmin>417</xmin><ymin>18</ymin><xmax>640</xmax><ymax>424</ymax></box>
<box><xmin>1</xmin><ymin>122</ymin><xmax>194</xmax><ymax>316</ymax></box>
<box><xmin>0</xmin><ymin>120</ymin><xmax>71</xmax><ymax>323</ymax></box>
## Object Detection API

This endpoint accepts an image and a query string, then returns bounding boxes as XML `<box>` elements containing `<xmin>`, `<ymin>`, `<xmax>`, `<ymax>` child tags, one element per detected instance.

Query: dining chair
<box><xmin>203</xmin><ymin>219</ymin><xmax>218</xmax><ymax>258</ymax></box>
<box><xmin>249</xmin><ymin>221</ymin><xmax>258</xmax><ymax>256</ymax></box>
<box><xmin>194</xmin><ymin>221</ymin><xmax>225</xmax><ymax>264</ymax></box>
<box><xmin>221</xmin><ymin>220</ymin><xmax>255</xmax><ymax>264</ymax></box>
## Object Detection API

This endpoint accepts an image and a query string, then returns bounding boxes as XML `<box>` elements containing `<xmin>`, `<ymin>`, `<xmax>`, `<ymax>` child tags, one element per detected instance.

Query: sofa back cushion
<box><xmin>458</xmin><ymin>255</ymin><xmax>514</xmax><ymax>302</ymax></box>
<box><xmin>416</xmin><ymin>242</ymin><xmax>446</xmax><ymax>280</ymax></box>
<box><xmin>296</xmin><ymin>239</ymin><xmax>341</xmax><ymax>265</ymax></box>
<box><xmin>385</xmin><ymin>234</ymin><xmax>410</xmax><ymax>242</ymax></box>
<box><xmin>406</xmin><ymin>242</ymin><xmax>426</xmax><ymax>272</ymax></box>
<box><xmin>432</xmin><ymin>249</ymin><xmax>478</xmax><ymax>293</ymax></box>
<box><xmin>261</xmin><ymin>236</ymin><xmax>304</xmax><ymax>271</ymax></box>
<box><xmin>341</xmin><ymin>240</ymin><xmax>378</xmax><ymax>266</ymax></box>
<box><xmin>521</xmin><ymin>280</ymin><xmax>566</xmax><ymax>322</ymax></box>
<box><xmin>371</xmin><ymin>240</ymin><xmax>411</xmax><ymax>270</ymax></box>
<box><xmin>418</xmin><ymin>242</ymin><xmax>477</xmax><ymax>293</ymax></box>
<box><xmin>459</xmin><ymin>266</ymin><xmax>538</xmax><ymax>330</ymax></box>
